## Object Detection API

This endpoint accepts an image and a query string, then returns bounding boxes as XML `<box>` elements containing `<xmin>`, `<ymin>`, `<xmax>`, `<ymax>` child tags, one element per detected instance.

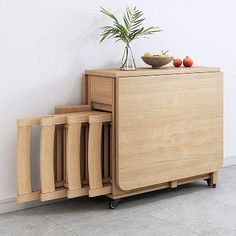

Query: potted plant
<box><xmin>100</xmin><ymin>7</ymin><xmax>161</xmax><ymax>71</ymax></box>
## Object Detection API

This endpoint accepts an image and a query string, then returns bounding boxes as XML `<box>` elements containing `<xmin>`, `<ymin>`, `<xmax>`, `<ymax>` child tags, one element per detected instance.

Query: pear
<box><xmin>144</xmin><ymin>52</ymin><xmax>153</xmax><ymax>57</ymax></box>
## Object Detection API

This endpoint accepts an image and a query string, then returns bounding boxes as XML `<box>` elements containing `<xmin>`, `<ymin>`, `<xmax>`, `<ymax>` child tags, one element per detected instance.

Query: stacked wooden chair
<box><xmin>16</xmin><ymin>105</ymin><xmax>112</xmax><ymax>203</ymax></box>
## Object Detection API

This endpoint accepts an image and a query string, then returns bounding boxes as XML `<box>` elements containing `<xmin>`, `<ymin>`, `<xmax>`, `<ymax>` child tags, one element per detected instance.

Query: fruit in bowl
<box><xmin>144</xmin><ymin>52</ymin><xmax>154</xmax><ymax>57</ymax></box>
<box><xmin>142</xmin><ymin>50</ymin><xmax>173</xmax><ymax>68</ymax></box>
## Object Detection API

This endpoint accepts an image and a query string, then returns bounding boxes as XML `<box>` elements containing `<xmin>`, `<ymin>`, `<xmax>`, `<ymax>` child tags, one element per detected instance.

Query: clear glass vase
<box><xmin>120</xmin><ymin>44</ymin><xmax>136</xmax><ymax>71</ymax></box>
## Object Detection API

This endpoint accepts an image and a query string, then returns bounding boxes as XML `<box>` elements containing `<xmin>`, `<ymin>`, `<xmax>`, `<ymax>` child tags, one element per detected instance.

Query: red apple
<box><xmin>173</xmin><ymin>58</ymin><xmax>182</xmax><ymax>67</ymax></box>
<box><xmin>183</xmin><ymin>56</ymin><xmax>193</xmax><ymax>67</ymax></box>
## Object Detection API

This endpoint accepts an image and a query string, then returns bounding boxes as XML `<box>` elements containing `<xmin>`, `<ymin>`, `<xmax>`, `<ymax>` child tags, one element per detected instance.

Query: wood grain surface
<box><xmin>116</xmin><ymin>72</ymin><xmax>223</xmax><ymax>191</ymax></box>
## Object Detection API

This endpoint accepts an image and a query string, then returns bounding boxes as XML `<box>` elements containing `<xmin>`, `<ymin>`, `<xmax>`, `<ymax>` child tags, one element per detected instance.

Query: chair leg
<box><xmin>40</xmin><ymin>122</ymin><xmax>56</xmax><ymax>194</ymax></box>
<box><xmin>17</xmin><ymin>126</ymin><xmax>32</xmax><ymax>195</ymax></box>
<box><xmin>88</xmin><ymin>114</ymin><xmax>112</xmax><ymax>197</ymax></box>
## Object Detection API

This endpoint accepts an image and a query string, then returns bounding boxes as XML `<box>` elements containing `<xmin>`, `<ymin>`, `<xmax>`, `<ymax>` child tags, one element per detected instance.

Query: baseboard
<box><xmin>223</xmin><ymin>155</ymin><xmax>236</xmax><ymax>167</ymax></box>
<box><xmin>0</xmin><ymin>197</ymin><xmax>64</xmax><ymax>215</ymax></box>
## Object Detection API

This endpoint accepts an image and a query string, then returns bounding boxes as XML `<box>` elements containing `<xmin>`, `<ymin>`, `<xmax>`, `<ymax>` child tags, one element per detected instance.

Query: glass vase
<box><xmin>120</xmin><ymin>44</ymin><xmax>136</xmax><ymax>71</ymax></box>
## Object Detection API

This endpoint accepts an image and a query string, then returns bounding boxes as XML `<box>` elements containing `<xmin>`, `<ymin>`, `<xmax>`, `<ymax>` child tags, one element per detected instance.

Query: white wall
<box><xmin>0</xmin><ymin>0</ymin><xmax>235</xmax><ymax>204</ymax></box>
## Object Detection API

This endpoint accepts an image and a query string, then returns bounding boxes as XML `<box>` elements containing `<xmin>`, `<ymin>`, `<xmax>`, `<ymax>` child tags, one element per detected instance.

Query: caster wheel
<box><xmin>206</xmin><ymin>179</ymin><xmax>216</xmax><ymax>188</ymax></box>
<box><xmin>108</xmin><ymin>200</ymin><xmax>120</xmax><ymax>209</ymax></box>
<box><xmin>206</xmin><ymin>179</ymin><xmax>211</xmax><ymax>186</ymax></box>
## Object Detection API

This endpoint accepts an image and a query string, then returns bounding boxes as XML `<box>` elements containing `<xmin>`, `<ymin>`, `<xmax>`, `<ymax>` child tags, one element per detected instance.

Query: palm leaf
<box><xmin>100</xmin><ymin>6</ymin><xmax>160</xmax><ymax>44</ymax></box>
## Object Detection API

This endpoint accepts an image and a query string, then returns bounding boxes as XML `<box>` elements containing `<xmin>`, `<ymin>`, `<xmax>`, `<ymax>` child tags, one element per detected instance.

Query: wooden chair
<box><xmin>16</xmin><ymin>105</ymin><xmax>112</xmax><ymax>203</ymax></box>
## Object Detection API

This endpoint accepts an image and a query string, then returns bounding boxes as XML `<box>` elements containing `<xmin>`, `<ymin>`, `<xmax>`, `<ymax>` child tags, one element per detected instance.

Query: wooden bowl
<box><xmin>141</xmin><ymin>56</ymin><xmax>173</xmax><ymax>68</ymax></box>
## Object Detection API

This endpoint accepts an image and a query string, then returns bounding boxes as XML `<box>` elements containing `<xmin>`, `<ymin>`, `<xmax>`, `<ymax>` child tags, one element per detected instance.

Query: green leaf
<box><xmin>99</xmin><ymin>6</ymin><xmax>161</xmax><ymax>44</ymax></box>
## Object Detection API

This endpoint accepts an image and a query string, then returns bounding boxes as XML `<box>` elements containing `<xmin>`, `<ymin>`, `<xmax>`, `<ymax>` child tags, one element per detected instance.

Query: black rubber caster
<box><xmin>108</xmin><ymin>199</ymin><xmax>120</xmax><ymax>209</ymax></box>
<box><xmin>206</xmin><ymin>179</ymin><xmax>216</xmax><ymax>188</ymax></box>
<box><xmin>206</xmin><ymin>179</ymin><xmax>211</xmax><ymax>187</ymax></box>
